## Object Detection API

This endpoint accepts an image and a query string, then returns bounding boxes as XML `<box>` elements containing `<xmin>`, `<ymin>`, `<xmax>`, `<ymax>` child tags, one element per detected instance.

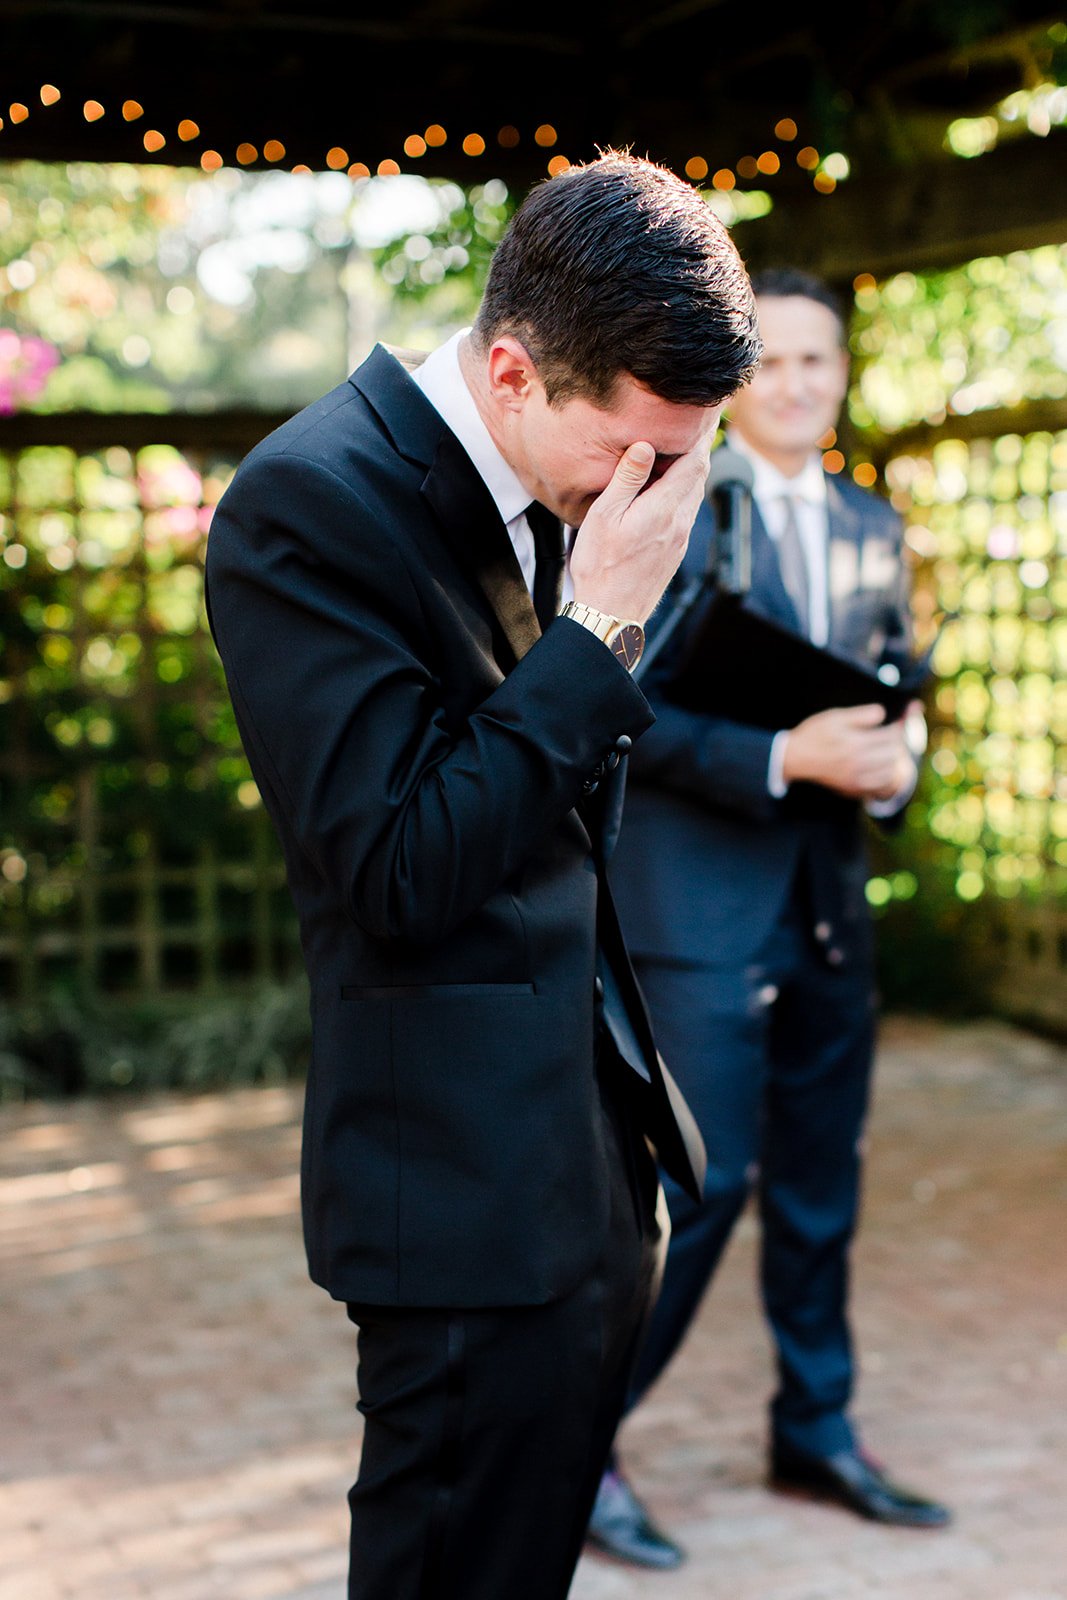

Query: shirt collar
<box><xmin>410</xmin><ymin>329</ymin><xmax>532</xmax><ymax>528</ymax></box>
<box><xmin>728</xmin><ymin>429</ymin><xmax>828</xmax><ymax>509</ymax></box>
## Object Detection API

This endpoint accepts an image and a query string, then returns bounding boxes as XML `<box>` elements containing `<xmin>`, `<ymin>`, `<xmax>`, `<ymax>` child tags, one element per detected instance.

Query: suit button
<box><xmin>814</xmin><ymin>921</ymin><xmax>832</xmax><ymax>942</ymax></box>
<box><xmin>582</xmin><ymin>776</ymin><xmax>600</xmax><ymax>796</ymax></box>
<box><xmin>605</xmin><ymin>750</ymin><xmax>621</xmax><ymax>772</ymax></box>
<box><xmin>614</xmin><ymin>735</ymin><xmax>632</xmax><ymax>755</ymax></box>
<box><xmin>827</xmin><ymin>947</ymin><xmax>845</xmax><ymax>967</ymax></box>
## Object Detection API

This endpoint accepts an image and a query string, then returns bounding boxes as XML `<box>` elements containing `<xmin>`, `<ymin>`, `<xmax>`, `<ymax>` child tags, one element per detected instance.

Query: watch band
<box><xmin>559</xmin><ymin>601</ymin><xmax>645</xmax><ymax>671</ymax></box>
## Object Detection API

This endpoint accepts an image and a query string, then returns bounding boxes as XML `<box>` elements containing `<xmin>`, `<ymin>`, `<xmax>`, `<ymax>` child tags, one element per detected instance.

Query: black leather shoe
<box><xmin>585</xmin><ymin>1468</ymin><xmax>685</xmax><ymax>1569</ymax></box>
<box><xmin>770</xmin><ymin>1440</ymin><xmax>951</xmax><ymax>1528</ymax></box>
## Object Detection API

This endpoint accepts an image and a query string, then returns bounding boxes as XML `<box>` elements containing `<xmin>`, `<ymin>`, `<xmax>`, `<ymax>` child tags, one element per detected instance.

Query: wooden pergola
<box><xmin>2</xmin><ymin>0</ymin><xmax>1065</xmax><ymax>279</ymax></box>
<box><xmin>2</xmin><ymin>2</ymin><xmax>1066</xmax><ymax>1033</ymax></box>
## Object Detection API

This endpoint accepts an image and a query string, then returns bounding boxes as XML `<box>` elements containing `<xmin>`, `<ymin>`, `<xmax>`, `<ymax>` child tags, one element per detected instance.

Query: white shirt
<box><xmin>728</xmin><ymin>431</ymin><xmax>920</xmax><ymax>812</ymax></box>
<box><xmin>410</xmin><ymin>329</ymin><xmax>574</xmax><ymax>604</ymax></box>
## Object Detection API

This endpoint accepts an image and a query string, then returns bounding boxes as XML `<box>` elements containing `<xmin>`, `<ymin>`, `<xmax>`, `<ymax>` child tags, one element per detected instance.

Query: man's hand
<box><xmin>569</xmin><ymin>435</ymin><xmax>712</xmax><ymax>624</ymax></box>
<box><xmin>781</xmin><ymin>704</ymin><xmax>915</xmax><ymax>801</ymax></box>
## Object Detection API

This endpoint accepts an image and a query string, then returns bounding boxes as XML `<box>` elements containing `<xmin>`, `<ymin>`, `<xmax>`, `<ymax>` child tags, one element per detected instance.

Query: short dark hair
<box><xmin>474</xmin><ymin>151</ymin><xmax>761</xmax><ymax>409</ymax></box>
<box><xmin>748</xmin><ymin>267</ymin><xmax>845</xmax><ymax>338</ymax></box>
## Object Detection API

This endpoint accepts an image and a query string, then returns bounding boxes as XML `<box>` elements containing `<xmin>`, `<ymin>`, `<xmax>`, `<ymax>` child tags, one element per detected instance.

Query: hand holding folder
<box><xmin>663</xmin><ymin>587</ymin><xmax>937</xmax><ymax>729</ymax></box>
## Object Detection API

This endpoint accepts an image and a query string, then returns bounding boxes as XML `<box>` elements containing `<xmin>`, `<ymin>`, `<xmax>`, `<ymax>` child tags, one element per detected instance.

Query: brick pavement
<box><xmin>1</xmin><ymin>1018</ymin><xmax>1065</xmax><ymax>1600</ymax></box>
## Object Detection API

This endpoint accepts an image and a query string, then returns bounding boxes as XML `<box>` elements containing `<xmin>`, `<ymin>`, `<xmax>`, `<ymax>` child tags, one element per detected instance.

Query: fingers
<box><xmin>840</xmin><ymin>703</ymin><xmax>888</xmax><ymax>728</ymax></box>
<box><xmin>596</xmin><ymin>441</ymin><xmax>655</xmax><ymax>515</ymax></box>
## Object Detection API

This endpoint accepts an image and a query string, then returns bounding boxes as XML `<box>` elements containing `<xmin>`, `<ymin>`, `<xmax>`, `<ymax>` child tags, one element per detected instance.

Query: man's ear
<box><xmin>485</xmin><ymin>337</ymin><xmax>540</xmax><ymax>410</ymax></box>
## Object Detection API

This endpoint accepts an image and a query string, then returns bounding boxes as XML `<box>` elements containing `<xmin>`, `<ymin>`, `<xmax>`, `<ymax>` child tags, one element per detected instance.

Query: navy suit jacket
<box><xmin>610</xmin><ymin>474</ymin><xmax>911</xmax><ymax>968</ymax></box>
<box><xmin>205</xmin><ymin>344</ymin><xmax>704</xmax><ymax>1309</ymax></box>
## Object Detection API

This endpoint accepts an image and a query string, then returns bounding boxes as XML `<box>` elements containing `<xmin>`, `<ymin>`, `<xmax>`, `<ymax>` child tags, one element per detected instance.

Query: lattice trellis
<box><xmin>0</xmin><ymin>433</ymin><xmax>298</xmax><ymax>1003</ymax></box>
<box><xmin>884</xmin><ymin>426</ymin><xmax>1067</xmax><ymax>1028</ymax></box>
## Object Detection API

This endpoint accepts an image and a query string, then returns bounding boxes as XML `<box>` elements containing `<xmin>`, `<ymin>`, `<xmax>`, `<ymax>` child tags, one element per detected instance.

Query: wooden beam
<box><xmin>0</xmin><ymin>411</ymin><xmax>292</xmax><ymax>452</ymax></box>
<box><xmin>735</xmin><ymin>128</ymin><xmax>1067</xmax><ymax>280</ymax></box>
<box><xmin>863</xmin><ymin>398</ymin><xmax>1067</xmax><ymax>466</ymax></box>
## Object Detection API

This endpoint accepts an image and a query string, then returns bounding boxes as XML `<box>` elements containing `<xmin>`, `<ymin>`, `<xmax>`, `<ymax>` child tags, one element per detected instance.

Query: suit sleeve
<box><xmin>206</xmin><ymin>451</ymin><xmax>653</xmax><ymax>945</ymax></box>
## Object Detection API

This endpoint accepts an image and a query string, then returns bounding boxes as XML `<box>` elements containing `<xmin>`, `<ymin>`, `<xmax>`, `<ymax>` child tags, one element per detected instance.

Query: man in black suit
<box><xmin>205</xmin><ymin>154</ymin><xmax>761</xmax><ymax>1599</ymax></box>
<box><xmin>588</xmin><ymin>269</ymin><xmax>950</xmax><ymax>1570</ymax></box>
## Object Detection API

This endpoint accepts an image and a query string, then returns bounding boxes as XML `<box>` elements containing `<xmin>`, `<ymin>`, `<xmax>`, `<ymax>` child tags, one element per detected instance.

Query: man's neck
<box><xmin>457</xmin><ymin>333</ymin><xmax>508</xmax><ymax>460</ymax></box>
<box><xmin>731</xmin><ymin>431</ymin><xmax>812</xmax><ymax>481</ymax></box>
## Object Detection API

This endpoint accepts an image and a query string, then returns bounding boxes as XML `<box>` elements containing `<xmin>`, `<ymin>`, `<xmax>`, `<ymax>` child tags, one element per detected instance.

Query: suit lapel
<box><xmin>351</xmin><ymin>343</ymin><xmax>540</xmax><ymax>669</ymax></box>
<box><xmin>825</xmin><ymin>475</ymin><xmax>864</xmax><ymax>649</ymax></box>
<box><xmin>421</xmin><ymin>430</ymin><xmax>541</xmax><ymax>667</ymax></box>
<box><xmin>749</xmin><ymin>501</ymin><xmax>804</xmax><ymax>633</ymax></box>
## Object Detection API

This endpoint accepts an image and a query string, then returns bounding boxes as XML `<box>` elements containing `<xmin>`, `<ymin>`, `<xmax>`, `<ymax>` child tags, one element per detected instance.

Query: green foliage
<box><xmin>0</xmin><ymin>160</ymin><xmax>353</xmax><ymax>413</ymax></box>
<box><xmin>370</xmin><ymin>178</ymin><xmax>513</xmax><ymax>305</ymax></box>
<box><xmin>850</xmin><ymin>247</ymin><xmax>1067</xmax><ymax>433</ymax></box>
<box><xmin>0</xmin><ymin>982</ymin><xmax>310</xmax><ymax>1101</ymax></box>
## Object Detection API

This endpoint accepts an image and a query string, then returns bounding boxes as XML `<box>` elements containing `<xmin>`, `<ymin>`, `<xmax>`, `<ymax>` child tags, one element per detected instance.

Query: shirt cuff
<box><xmin>767</xmin><ymin>729</ymin><xmax>791</xmax><ymax>799</ymax></box>
<box><xmin>865</xmin><ymin>708</ymin><xmax>926</xmax><ymax>817</ymax></box>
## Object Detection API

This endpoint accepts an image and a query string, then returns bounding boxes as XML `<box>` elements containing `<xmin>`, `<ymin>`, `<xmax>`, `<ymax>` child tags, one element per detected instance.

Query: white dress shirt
<box><xmin>410</xmin><ymin>329</ymin><xmax>574</xmax><ymax>604</ymax></box>
<box><xmin>727</xmin><ymin>431</ymin><xmax>920</xmax><ymax>812</ymax></box>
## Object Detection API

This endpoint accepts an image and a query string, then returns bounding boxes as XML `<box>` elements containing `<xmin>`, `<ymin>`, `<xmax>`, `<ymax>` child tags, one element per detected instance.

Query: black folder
<box><xmin>665</xmin><ymin>587</ymin><xmax>934</xmax><ymax>728</ymax></box>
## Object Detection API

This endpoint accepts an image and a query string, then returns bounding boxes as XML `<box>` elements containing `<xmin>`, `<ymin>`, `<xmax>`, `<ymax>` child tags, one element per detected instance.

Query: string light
<box><xmin>853</xmin><ymin>462</ymin><xmax>877</xmax><ymax>487</ymax></box>
<box><xmin>0</xmin><ymin>84</ymin><xmax>852</xmax><ymax>225</ymax></box>
<box><xmin>822</xmin><ymin>449</ymin><xmax>845</xmax><ymax>474</ymax></box>
<box><xmin>853</xmin><ymin>273</ymin><xmax>876</xmax><ymax>292</ymax></box>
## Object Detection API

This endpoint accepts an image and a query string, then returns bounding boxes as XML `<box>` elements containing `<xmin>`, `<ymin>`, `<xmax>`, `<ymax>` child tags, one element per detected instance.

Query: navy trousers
<box><xmin>625</xmin><ymin>897</ymin><xmax>876</xmax><ymax>1457</ymax></box>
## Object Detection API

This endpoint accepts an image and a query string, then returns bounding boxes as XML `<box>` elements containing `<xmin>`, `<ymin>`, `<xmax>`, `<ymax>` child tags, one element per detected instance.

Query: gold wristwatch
<box><xmin>559</xmin><ymin>601</ymin><xmax>645</xmax><ymax>672</ymax></box>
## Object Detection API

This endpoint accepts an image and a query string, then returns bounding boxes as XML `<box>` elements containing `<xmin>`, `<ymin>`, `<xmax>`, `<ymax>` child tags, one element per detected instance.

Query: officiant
<box><xmin>587</xmin><ymin>269</ymin><xmax>950</xmax><ymax>1571</ymax></box>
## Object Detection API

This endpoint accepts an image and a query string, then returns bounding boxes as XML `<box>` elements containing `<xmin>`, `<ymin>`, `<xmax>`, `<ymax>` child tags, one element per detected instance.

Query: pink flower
<box><xmin>0</xmin><ymin>329</ymin><xmax>61</xmax><ymax>413</ymax></box>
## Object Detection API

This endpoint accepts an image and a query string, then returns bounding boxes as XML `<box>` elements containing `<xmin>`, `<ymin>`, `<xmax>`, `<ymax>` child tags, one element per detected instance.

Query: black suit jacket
<box><xmin>205</xmin><ymin>344</ymin><xmax>704</xmax><ymax>1309</ymax></box>
<box><xmin>611</xmin><ymin>476</ymin><xmax>912</xmax><ymax>968</ymax></box>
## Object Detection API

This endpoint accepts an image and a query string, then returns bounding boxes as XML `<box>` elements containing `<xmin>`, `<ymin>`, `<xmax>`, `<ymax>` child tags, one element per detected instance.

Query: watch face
<box><xmin>610</xmin><ymin>623</ymin><xmax>645</xmax><ymax>670</ymax></box>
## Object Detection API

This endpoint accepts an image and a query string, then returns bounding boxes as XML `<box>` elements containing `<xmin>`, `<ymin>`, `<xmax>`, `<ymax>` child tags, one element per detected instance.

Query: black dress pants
<box><xmin>345</xmin><ymin>1061</ymin><xmax>660</xmax><ymax>1600</ymax></box>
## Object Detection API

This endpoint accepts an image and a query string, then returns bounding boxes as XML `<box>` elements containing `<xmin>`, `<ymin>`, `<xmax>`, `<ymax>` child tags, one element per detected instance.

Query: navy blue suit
<box><xmin>610</xmin><ymin>473</ymin><xmax>912</xmax><ymax>1457</ymax></box>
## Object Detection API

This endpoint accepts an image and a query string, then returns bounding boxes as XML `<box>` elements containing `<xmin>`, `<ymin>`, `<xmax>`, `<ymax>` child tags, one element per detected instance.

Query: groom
<box><xmin>206</xmin><ymin>152</ymin><xmax>761</xmax><ymax>1600</ymax></box>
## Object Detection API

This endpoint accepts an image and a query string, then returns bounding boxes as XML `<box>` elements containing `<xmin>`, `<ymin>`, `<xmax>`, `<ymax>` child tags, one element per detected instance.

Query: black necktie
<box><xmin>526</xmin><ymin>502</ymin><xmax>565</xmax><ymax>632</ymax></box>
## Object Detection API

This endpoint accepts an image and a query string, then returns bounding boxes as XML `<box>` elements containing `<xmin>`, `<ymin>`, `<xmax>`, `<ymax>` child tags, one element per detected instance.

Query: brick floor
<box><xmin>1</xmin><ymin>1018</ymin><xmax>1065</xmax><ymax>1600</ymax></box>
